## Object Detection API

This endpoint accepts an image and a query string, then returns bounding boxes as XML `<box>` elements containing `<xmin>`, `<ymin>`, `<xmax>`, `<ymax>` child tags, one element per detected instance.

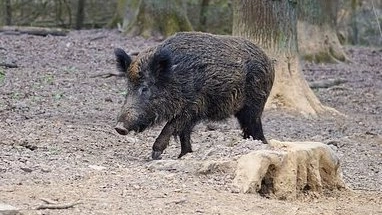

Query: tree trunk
<box><xmin>124</xmin><ymin>0</ymin><xmax>193</xmax><ymax>39</ymax></box>
<box><xmin>75</xmin><ymin>0</ymin><xmax>86</xmax><ymax>30</ymax></box>
<box><xmin>233</xmin><ymin>0</ymin><xmax>335</xmax><ymax>116</ymax></box>
<box><xmin>108</xmin><ymin>0</ymin><xmax>140</xmax><ymax>29</ymax></box>
<box><xmin>350</xmin><ymin>0</ymin><xmax>359</xmax><ymax>45</ymax></box>
<box><xmin>199</xmin><ymin>0</ymin><xmax>210</xmax><ymax>32</ymax></box>
<box><xmin>298</xmin><ymin>0</ymin><xmax>348</xmax><ymax>63</ymax></box>
<box><xmin>5</xmin><ymin>0</ymin><xmax>12</xmax><ymax>25</ymax></box>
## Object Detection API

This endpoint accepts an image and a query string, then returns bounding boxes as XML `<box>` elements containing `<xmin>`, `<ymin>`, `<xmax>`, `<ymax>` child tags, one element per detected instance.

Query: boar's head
<box><xmin>113</xmin><ymin>47</ymin><xmax>178</xmax><ymax>135</ymax></box>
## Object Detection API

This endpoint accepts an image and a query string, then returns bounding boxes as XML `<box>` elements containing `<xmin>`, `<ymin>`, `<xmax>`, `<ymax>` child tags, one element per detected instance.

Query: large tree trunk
<box><xmin>298</xmin><ymin>0</ymin><xmax>348</xmax><ymax>63</ymax></box>
<box><xmin>124</xmin><ymin>0</ymin><xmax>193</xmax><ymax>39</ymax></box>
<box><xmin>233</xmin><ymin>0</ymin><xmax>335</xmax><ymax>116</ymax></box>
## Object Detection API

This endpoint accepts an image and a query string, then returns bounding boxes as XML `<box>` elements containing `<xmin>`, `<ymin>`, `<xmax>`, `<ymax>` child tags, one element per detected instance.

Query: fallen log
<box><xmin>0</xmin><ymin>26</ymin><xmax>68</xmax><ymax>37</ymax></box>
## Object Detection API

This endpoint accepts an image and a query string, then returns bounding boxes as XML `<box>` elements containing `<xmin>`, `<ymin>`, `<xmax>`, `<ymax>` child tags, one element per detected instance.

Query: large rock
<box><xmin>233</xmin><ymin>139</ymin><xmax>346</xmax><ymax>200</ymax></box>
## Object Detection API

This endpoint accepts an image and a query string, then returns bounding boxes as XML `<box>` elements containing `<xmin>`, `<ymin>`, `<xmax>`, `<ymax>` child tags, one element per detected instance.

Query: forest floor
<box><xmin>0</xmin><ymin>29</ymin><xmax>381</xmax><ymax>215</ymax></box>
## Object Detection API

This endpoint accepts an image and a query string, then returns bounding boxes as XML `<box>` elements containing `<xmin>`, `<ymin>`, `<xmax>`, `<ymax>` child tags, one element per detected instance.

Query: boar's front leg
<box><xmin>151</xmin><ymin>121</ymin><xmax>176</xmax><ymax>160</ymax></box>
<box><xmin>152</xmin><ymin>116</ymin><xmax>196</xmax><ymax>160</ymax></box>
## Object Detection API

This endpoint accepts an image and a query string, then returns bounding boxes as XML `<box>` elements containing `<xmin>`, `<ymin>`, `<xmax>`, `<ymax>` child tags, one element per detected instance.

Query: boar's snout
<box><xmin>115</xmin><ymin>122</ymin><xmax>128</xmax><ymax>135</ymax></box>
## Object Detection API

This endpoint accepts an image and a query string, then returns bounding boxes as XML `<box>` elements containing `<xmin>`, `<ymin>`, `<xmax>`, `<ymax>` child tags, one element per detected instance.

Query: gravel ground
<box><xmin>0</xmin><ymin>29</ymin><xmax>381</xmax><ymax>214</ymax></box>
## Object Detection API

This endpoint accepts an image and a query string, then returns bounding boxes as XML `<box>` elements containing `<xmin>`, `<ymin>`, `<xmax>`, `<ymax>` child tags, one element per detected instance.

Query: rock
<box><xmin>197</xmin><ymin>160</ymin><xmax>236</xmax><ymax>175</ymax></box>
<box><xmin>20</xmin><ymin>167</ymin><xmax>33</xmax><ymax>173</ymax></box>
<box><xmin>147</xmin><ymin>159</ymin><xmax>237</xmax><ymax>175</ymax></box>
<box><xmin>233</xmin><ymin>139</ymin><xmax>346</xmax><ymax>200</ymax></box>
<box><xmin>0</xmin><ymin>203</ymin><xmax>21</xmax><ymax>215</ymax></box>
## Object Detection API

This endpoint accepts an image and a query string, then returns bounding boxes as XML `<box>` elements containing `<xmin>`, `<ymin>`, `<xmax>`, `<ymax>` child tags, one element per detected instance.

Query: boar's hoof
<box><xmin>115</xmin><ymin>123</ymin><xmax>128</xmax><ymax>135</ymax></box>
<box><xmin>178</xmin><ymin>150</ymin><xmax>193</xmax><ymax>159</ymax></box>
<box><xmin>152</xmin><ymin>151</ymin><xmax>163</xmax><ymax>160</ymax></box>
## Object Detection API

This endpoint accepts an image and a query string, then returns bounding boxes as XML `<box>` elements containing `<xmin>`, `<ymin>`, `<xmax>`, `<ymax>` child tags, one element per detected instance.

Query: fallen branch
<box><xmin>90</xmin><ymin>72</ymin><xmax>126</xmax><ymax>78</ymax></box>
<box><xmin>309</xmin><ymin>78</ymin><xmax>347</xmax><ymax>89</ymax></box>
<box><xmin>0</xmin><ymin>26</ymin><xmax>68</xmax><ymax>37</ymax></box>
<box><xmin>90</xmin><ymin>35</ymin><xmax>107</xmax><ymax>41</ymax></box>
<box><xmin>36</xmin><ymin>201</ymin><xmax>81</xmax><ymax>210</ymax></box>
<box><xmin>0</xmin><ymin>62</ymin><xmax>18</xmax><ymax>68</ymax></box>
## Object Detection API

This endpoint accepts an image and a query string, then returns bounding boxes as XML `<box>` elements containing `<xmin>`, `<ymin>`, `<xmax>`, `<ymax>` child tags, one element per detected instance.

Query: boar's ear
<box><xmin>114</xmin><ymin>48</ymin><xmax>132</xmax><ymax>74</ymax></box>
<box><xmin>152</xmin><ymin>48</ymin><xmax>172</xmax><ymax>77</ymax></box>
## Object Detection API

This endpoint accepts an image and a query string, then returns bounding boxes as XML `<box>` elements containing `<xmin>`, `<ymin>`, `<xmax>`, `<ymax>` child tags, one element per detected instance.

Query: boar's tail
<box><xmin>114</xmin><ymin>48</ymin><xmax>132</xmax><ymax>74</ymax></box>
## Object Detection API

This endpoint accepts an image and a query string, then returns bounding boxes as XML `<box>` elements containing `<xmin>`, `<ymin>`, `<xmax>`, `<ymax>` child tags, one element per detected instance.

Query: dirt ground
<box><xmin>0</xmin><ymin>29</ymin><xmax>381</xmax><ymax>215</ymax></box>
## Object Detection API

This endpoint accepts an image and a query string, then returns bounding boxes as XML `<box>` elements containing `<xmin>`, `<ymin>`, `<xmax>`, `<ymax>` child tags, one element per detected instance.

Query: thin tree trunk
<box><xmin>233</xmin><ymin>0</ymin><xmax>335</xmax><ymax>116</ymax></box>
<box><xmin>199</xmin><ymin>0</ymin><xmax>210</xmax><ymax>32</ymax></box>
<box><xmin>350</xmin><ymin>0</ymin><xmax>359</xmax><ymax>45</ymax></box>
<box><xmin>5</xmin><ymin>0</ymin><xmax>12</xmax><ymax>25</ymax></box>
<box><xmin>75</xmin><ymin>0</ymin><xmax>86</xmax><ymax>30</ymax></box>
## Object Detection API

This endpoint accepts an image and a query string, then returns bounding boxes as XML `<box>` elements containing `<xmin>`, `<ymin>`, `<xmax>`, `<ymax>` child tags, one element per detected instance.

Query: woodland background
<box><xmin>0</xmin><ymin>0</ymin><xmax>381</xmax><ymax>46</ymax></box>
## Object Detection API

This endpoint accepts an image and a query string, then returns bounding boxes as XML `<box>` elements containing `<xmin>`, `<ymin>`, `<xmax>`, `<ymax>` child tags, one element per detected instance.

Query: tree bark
<box><xmin>124</xmin><ymin>0</ymin><xmax>193</xmax><ymax>39</ymax></box>
<box><xmin>298</xmin><ymin>0</ymin><xmax>348</xmax><ymax>63</ymax></box>
<box><xmin>233</xmin><ymin>0</ymin><xmax>335</xmax><ymax>116</ymax></box>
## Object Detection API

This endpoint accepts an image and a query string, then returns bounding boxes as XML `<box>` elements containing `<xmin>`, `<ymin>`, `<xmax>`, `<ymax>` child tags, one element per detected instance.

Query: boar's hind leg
<box><xmin>178</xmin><ymin>122</ymin><xmax>195</xmax><ymax>158</ymax></box>
<box><xmin>235</xmin><ymin>105</ymin><xmax>268</xmax><ymax>144</ymax></box>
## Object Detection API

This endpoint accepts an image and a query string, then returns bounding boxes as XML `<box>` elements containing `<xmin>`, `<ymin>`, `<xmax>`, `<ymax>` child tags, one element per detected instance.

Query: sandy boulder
<box><xmin>233</xmin><ymin>139</ymin><xmax>346</xmax><ymax>200</ymax></box>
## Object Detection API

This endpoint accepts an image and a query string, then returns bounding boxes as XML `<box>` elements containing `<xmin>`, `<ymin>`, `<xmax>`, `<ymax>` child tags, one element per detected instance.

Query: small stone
<box><xmin>20</xmin><ymin>167</ymin><xmax>33</xmax><ymax>173</ymax></box>
<box><xmin>41</xmin><ymin>167</ymin><xmax>52</xmax><ymax>173</ymax></box>
<box><xmin>88</xmin><ymin>165</ymin><xmax>107</xmax><ymax>171</ymax></box>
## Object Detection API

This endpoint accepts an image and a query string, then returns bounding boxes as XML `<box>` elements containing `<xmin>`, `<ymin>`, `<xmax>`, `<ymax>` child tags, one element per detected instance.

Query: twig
<box><xmin>40</xmin><ymin>198</ymin><xmax>59</xmax><ymax>205</ymax></box>
<box><xmin>309</xmin><ymin>78</ymin><xmax>347</xmax><ymax>89</ymax></box>
<box><xmin>36</xmin><ymin>201</ymin><xmax>82</xmax><ymax>210</ymax></box>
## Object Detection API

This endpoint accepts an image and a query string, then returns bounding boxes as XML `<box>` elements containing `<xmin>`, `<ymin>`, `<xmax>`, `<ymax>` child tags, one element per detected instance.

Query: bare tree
<box><xmin>233</xmin><ymin>0</ymin><xmax>335</xmax><ymax>115</ymax></box>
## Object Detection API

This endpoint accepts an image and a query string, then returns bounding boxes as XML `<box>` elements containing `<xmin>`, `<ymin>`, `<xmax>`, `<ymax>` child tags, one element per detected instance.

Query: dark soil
<box><xmin>0</xmin><ymin>29</ymin><xmax>381</xmax><ymax>214</ymax></box>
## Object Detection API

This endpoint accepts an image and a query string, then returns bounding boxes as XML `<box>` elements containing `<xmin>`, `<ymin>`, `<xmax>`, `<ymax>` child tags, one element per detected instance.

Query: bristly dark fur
<box><xmin>114</xmin><ymin>32</ymin><xmax>275</xmax><ymax>160</ymax></box>
<box><xmin>114</xmin><ymin>48</ymin><xmax>131</xmax><ymax>74</ymax></box>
